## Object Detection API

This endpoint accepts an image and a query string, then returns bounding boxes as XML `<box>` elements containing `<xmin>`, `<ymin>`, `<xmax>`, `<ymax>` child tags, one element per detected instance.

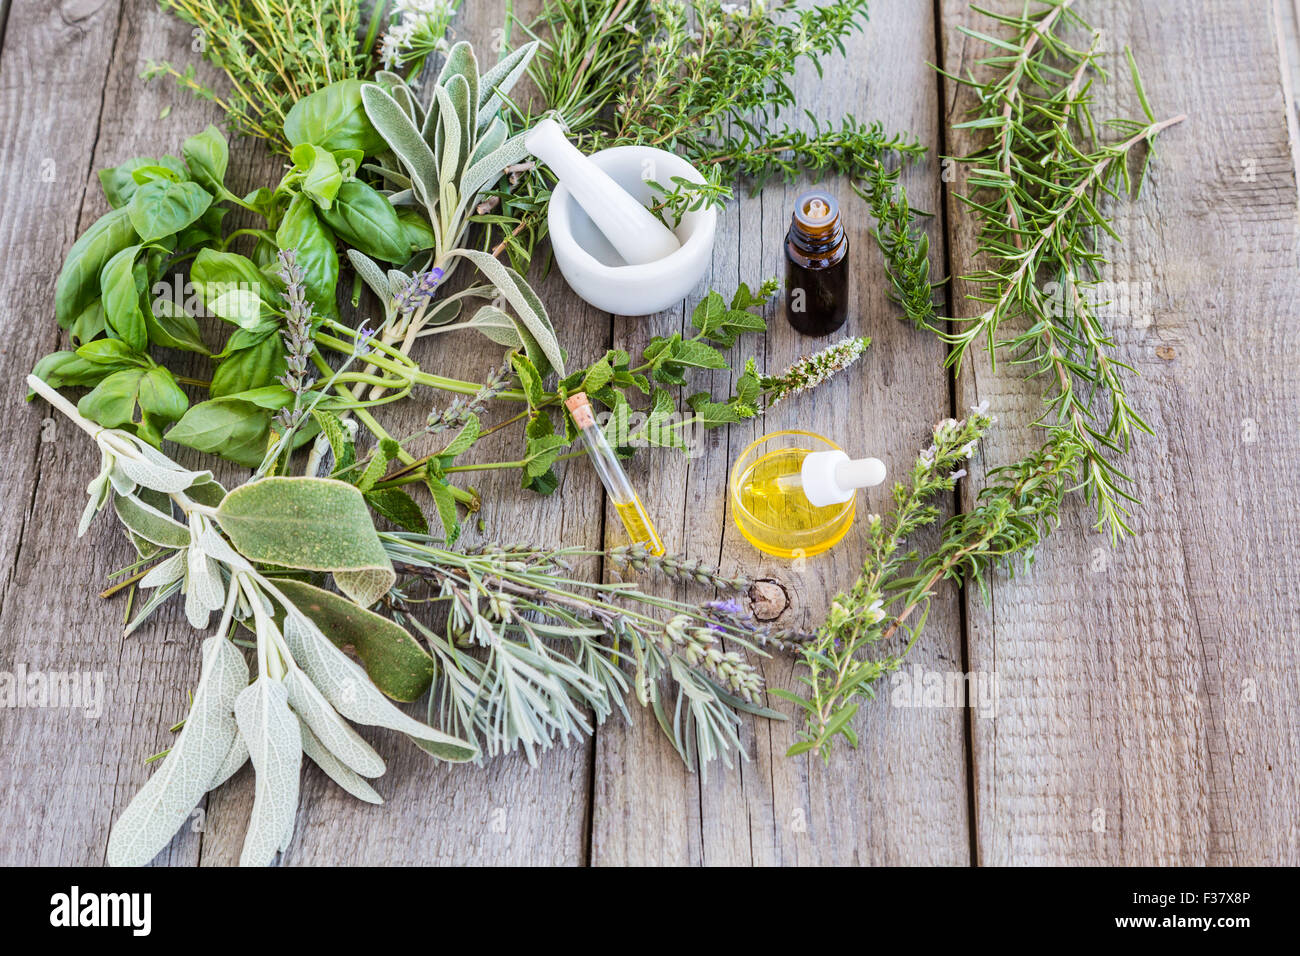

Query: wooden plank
<box><xmin>938</xmin><ymin>0</ymin><xmax>1300</xmax><ymax>864</ymax></box>
<box><xmin>0</xmin><ymin>0</ymin><xmax>220</xmax><ymax>867</ymax></box>
<box><xmin>196</xmin><ymin>0</ymin><xmax>603</xmax><ymax>866</ymax></box>
<box><xmin>590</xmin><ymin>0</ymin><xmax>970</xmax><ymax>865</ymax></box>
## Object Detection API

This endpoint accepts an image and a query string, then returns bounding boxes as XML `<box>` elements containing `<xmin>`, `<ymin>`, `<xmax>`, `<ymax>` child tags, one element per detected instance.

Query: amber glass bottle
<box><xmin>784</xmin><ymin>190</ymin><xmax>849</xmax><ymax>336</ymax></box>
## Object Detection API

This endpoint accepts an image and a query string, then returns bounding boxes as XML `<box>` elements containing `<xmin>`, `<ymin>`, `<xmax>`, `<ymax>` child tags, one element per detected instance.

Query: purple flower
<box><xmin>354</xmin><ymin>323</ymin><xmax>375</xmax><ymax>357</ymax></box>
<box><xmin>393</xmin><ymin>266</ymin><xmax>445</xmax><ymax>317</ymax></box>
<box><xmin>707</xmin><ymin>598</ymin><xmax>744</xmax><ymax>615</ymax></box>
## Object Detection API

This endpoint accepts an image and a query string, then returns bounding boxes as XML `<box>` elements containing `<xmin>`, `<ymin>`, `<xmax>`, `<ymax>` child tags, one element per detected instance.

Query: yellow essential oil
<box><xmin>729</xmin><ymin>433</ymin><xmax>858</xmax><ymax>559</ymax></box>
<box><xmin>565</xmin><ymin>391</ymin><xmax>666</xmax><ymax>556</ymax></box>
<box><xmin>613</xmin><ymin>494</ymin><xmax>665</xmax><ymax>556</ymax></box>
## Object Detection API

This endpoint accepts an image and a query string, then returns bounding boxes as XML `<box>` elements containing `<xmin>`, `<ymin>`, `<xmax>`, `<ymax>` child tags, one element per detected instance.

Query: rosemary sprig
<box><xmin>786</xmin><ymin>3</ymin><xmax>1185</xmax><ymax>762</ymax></box>
<box><xmin>936</xmin><ymin>2</ymin><xmax>1185</xmax><ymax>538</ymax></box>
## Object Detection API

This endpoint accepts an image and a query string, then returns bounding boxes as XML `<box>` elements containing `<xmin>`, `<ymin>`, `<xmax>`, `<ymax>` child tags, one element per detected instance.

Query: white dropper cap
<box><xmin>799</xmin><ymin>450</ymin><xmax>886</xmax><ymax>507</ymax></box>
<box><xmin>525</xmin><ymin>117</ymin><xmax>682</xmax><ymax>266</ymax></box>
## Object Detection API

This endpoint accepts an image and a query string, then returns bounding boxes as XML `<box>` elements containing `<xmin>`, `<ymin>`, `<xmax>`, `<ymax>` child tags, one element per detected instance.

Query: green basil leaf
<box><xmin>190</xmin><ymin>248</ymin><xmax>277</xmax><ymax>327</ymax></box>
<box><xmin>181</xmin><ymin>125</ymin><xmax>229</xmax><ymax>196</ymax></box>
<box><xmin>77</xmin><ymin>367</ymin><xmax>145</xmax><ymax>428</ymax></box>
<box><xmin>55</xmin><ymin>208</ymin><xmax>138</xmax><ymax>328</ymax></box>
<box><xmin>29</xmin><ymin>351</ymin><xmax>113</xmax><ymax>393</ymax></box>
<box><xmin>243</xmin><ymin>186</ymin><xmax>280</xmax><ymax>220</ymax></box>
<box><xmin>275</xmin><ymin>193</ymin><xmax>338</xmax><ymax>317</ymax></box>
<box><xmin>137</xmin><ymin>367</ymin><xmax>189</xmax><ymax>421</ymax></box>
<box><xmin>165</xmin><ymin>397</ymin><xmax>273</xmax><ymax>468</ymax></box>
<box><xmin>98</xmin><ymin>158</ymin><xmax>158</xmax><ymax>208</ymax></box>
<box><xmin>129</xmin><ymin>162</ymin><xmax>186</xmax><ymax>185</ymax></box>
<box><xmin>217</xmin><ymin>323</ymin><xmax>277</xmax><ymax>356</ymax></box>
<box><xmin>127</xmin><ymin>179</ymin><xmax>213</xmax><ymax>243</ymax></box>
<box><xmin>290</xmin><ymin>143</ymin><xmax>343</xmax><ymax>209</ymax></box>
<box><xmin>175</xmin><ymin>205</ymin><xmax>228</xmax><ymax>251</ymax></box>
<box><xmin>210</xmin><ymin>334</ymin><xmax>287</xmax><ymax>398</ymax></box>
<box><xmin>317</xmin><ymin>180</ymin><xmax>408</xmax><ymax>262</ymax></box>
<box><xmin>332</xmin><ymin>148</ymin><xmax>364</xmax><ymax>180</ymax></box>
<box><xmin>145</xmin><ymin>297</ymin><xmax>209</xmax><ymax>354</ymax></box>
<box><xmin>284</xmin><ymin>79</ymin><xmax>386</xmax><ymax>155</ymax></box>
<box><xmin>99</xmin><ymin>245</ymin><xmax>147</xmax><ymax>353</ymax></box>
<box><xmin>395</xmin><ymin>206</ymin><xmax>436</xmax><ymax>254</ymax></box>
<box><xmin>76</xmin><ymin>337</ymin><xmax>150</xmax><ymax>367</ymax></box>
<box><xmin>69</xmin><ymin>300</ymin><xmax>107</xmax><ymax>345</ymax></box>
<box><xmin>76</xmin><ymin>365</ymin><xmax>188</xmax><ymax>438</ymax></box>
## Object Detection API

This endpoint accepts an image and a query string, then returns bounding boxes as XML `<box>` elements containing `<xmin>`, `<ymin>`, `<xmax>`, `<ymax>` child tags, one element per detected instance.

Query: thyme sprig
<box><xmin>146</xmin><ymin>0</ymin><xmax>368</xmax><ymax>151</ymax></box>
<box><xmin>490</xmin><ymin>0</ymin><xmax>937</xmax><ymax>325</ymax></box>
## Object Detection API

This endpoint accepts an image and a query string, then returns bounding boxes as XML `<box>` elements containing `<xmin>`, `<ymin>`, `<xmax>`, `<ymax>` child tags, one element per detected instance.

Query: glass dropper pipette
<box><xmin>564</xmin><ymin>392</ymin><xmax>665</xmax><ymax>556</ymax></box>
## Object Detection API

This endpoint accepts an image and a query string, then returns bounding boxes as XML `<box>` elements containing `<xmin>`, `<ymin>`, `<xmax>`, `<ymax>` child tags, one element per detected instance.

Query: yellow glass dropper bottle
<box><xmin>565</xmin><ymin>392</ymin><xmax>665</xmax><ymax>555</ymax></box>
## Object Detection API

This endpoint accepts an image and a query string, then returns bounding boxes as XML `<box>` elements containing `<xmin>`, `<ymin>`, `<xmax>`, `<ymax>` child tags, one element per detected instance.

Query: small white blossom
<box><xmin>864</xmin><ymin>599</ymin><xmax>885</xmax><ymax>625</ymax></box>
<box><xmin>950</xmin><ymin>468</ymin><xmax>967</xmax><ymax>481</ymax></box>
<box><xmin>380</xmin><ymin>1</ymin><xmax>454</xmax><ymax>73</ymax></box>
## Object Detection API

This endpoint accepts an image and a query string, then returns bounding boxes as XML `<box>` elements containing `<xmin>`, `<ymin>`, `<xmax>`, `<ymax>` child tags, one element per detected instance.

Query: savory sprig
<box><xmin>785</xmin><ymin>406</ymin><xmax>1080</xmax><ymax>760</ymax></box>
<box><xmin>782</xmin><ymin>408</ymin><xmax>991</xmax><ymax>758</ymax></box>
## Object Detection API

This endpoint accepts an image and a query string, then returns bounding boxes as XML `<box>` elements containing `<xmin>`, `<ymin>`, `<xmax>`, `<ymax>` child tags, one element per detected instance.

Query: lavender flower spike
<box><xmin>392</xmin><ymin>266</ymin><xmax>445</xmax><ymax>318</ymax></box>
<box><xmin>273</xmin><ymin>249</ymin><xmax>317</xmax><ymax>431</ymax></box>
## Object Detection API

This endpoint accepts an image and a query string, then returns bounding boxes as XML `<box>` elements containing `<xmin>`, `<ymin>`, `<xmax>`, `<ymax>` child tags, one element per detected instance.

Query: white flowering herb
<box><xmin>379</xmin><ymin>0</ymin><xmax>459</xmax><ymax>76</ymax></box>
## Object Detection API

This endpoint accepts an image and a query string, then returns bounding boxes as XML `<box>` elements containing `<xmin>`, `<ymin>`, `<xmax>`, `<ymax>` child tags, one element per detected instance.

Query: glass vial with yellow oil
<box><xmin>785</xmin><ymin>189</ymin><xmax>850</xmax><ymax>336</ymax></box>
<box><xmin>565</xmin><ymin>392</ymin><xmax>665</xmax><ymax>556</ymax></box>
<box><xmin>729</xmin><ymin>431</ymin><xmax>884</xmax><ymax>558</ymax></box>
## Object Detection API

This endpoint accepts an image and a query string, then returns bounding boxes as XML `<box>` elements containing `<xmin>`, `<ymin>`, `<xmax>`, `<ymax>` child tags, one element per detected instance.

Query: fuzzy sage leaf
<box><xmin>107</xmin><ymin>636</ymin><xmax>247</xmax><ymax>867</ymax></box>
<box><xmin>215</xmin><ymin>478</ymin><xmax>395</xmax><ymax>608</ymax></box>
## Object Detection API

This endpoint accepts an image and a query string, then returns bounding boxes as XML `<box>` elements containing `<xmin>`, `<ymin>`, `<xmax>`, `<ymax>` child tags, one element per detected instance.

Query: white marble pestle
<box><xmin>525</xmin><ymin>117</ymin><xmax>682</xmax><ymax>266</ymax></box>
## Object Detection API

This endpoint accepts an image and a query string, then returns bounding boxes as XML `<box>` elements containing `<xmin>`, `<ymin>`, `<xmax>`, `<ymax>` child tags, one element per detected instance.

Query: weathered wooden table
<box><xmin>1</xmin><ymin>0</ymin><xmax>1297</xmax><ymax>866</ymax></box>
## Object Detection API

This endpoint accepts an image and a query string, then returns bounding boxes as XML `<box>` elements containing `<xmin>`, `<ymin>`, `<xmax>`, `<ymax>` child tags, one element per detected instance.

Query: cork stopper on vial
<box><xmin>565</xmin><ymin>391</ymin><xmax>596</xmax><ymax>429</ymax></box>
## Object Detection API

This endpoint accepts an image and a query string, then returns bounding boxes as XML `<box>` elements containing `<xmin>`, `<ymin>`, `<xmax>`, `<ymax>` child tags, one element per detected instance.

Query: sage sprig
<box><xmin>28</xmin><ymin>374</ymin><xmax>475</xmax><ymax>867</ymax></box>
